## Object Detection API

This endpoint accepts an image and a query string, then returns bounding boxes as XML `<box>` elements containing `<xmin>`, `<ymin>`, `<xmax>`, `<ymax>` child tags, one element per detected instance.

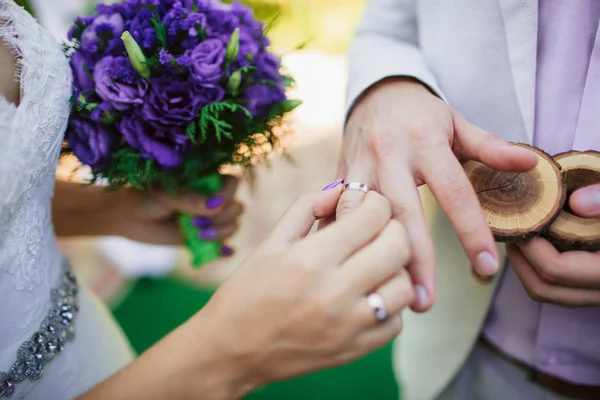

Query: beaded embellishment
<box><xmin>0</xmin><ymin>259</ymin><xmax>79</xmax><ymax>398</ymax></box>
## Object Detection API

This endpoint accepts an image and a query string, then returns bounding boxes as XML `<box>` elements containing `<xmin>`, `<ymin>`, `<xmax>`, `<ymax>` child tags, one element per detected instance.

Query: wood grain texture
<box><xmin>464</xmin><ymin>143</ymin><xmax>566</xmax><ymax>242</ymax></box>
<box><xmin>543</xmin><ymin>150</ymin><xmax>600</xmax><ymax>252</ymax></box>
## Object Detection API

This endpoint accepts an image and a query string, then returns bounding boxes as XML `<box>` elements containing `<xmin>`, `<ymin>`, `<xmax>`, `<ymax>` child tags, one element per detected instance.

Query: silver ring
<box><xmin>367</xmin><ymin>293</ymin><xmax>388</xmax><ymax>322</ymax></box>
<box><xmin>344</xmin><ymin>182</ymin><xmax>371</xmax><ymax>194</ymax></box>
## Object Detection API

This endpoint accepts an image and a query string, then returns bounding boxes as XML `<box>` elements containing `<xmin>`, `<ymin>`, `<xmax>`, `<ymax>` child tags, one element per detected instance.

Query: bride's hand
<box><xmin>195</xmin><ymin>183</ymin><xmax>414</xmax><ymax>393</ymax></box>
<box><xmin>110</xmin><ymin>175</ymin><xmax>242</xmax><ymax>247</ymax></box>
<box><xmin>78</xmin><ymin>183</ymin><xmax>414</xmax><ymax>400</ymax></box>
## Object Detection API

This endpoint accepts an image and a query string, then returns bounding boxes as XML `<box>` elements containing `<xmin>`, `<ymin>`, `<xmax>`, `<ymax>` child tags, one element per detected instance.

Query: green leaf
<box><xmin>283</xmin><ymin>75</ymin><xmax>296</xmax><ymax>88</ymax></box>
<box><xmin>280</xmin><ymin>99</ymin><xmax>303</xmax><ymax>113</ymax></box>
<box><xmin>85</xmin><ymin>102</ymin><xmax>99</xmax><ymax>112</ymax></box>
<box><xmin>185</xmin><ymin>121</ymin><xmax>197</xmax><ymax>143</ymax></box>
<box><xmin>150</xmin><ymin>13</ymin><xmax>168</xmax><ymax>49</ymax></box>
<box><xmin>82</xmin><ymin>63</ymin><xmax>94</xmax><ymax>82</ymax></box>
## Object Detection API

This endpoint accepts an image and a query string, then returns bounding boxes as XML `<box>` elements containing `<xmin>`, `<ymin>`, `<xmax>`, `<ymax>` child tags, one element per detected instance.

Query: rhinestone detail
<box><xmin>0</xmin><ymin>259</ymin><xmax>78</xmax><ymax>397</ymax></box>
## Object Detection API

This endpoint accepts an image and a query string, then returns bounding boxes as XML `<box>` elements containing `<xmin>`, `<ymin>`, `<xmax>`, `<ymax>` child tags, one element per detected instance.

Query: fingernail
<box><xmin>476</xmin><ymin>251</ymin><xmax>498</xmax><ymax>276</ymax></box>
<box><xmin>206</xmin><ymin>195</ymin><xmax>225</xmax><ymax>210</ymax></box>
<box><xmin>198</xmin><ymin>227</ymin><xmax>218</xmax><ymax>240</ymax></box>
<box><xmin>220</xmin><ymin>245</ymin><xmax>234</xmax><ymax>257</ymax></box>
<box><xmin>415</xmin><ymin>285</ymin><xmax>428</xmax><ymax>308</ymax></box>
<box><xmin>322</xmin><ymin>179</ymin><xmax>344</xmax><ymax>191</ymax></box>
<box><xmin>193</xmin><ymin>216</ymin><xmax>213</xmax><ymax>229</ymax></box>
<box><xmin>579</xmin><ymin>188</ymin><xmax>600</xmax><ymax>210</ymax></box>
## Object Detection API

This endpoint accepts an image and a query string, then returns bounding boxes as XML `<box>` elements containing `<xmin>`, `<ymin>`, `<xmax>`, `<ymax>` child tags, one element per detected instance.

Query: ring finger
<box><xmin>356</xmin><ymin>270</ymin><xmax>415</xmax><ymax>328</ymax></box>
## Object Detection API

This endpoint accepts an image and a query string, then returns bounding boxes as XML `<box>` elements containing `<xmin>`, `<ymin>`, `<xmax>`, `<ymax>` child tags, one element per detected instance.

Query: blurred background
<box><xmin>20</xmin><ymin>0</ymin><xmax>401</xmax><ymax>398</ymax></box>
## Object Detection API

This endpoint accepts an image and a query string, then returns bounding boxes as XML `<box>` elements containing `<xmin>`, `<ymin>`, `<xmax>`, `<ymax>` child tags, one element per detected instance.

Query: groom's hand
<box><xmin>336</xmin><ymin>77</ymin><xmax>538</xmax><ymax>312</ymax></box>
<box><xmin>508</xmin><ymin>183</ymin><xmax>600</xmax><ymax>307</ymax></box>
<box><xmin>570</xmin><ymin>184</ymin><xmax>600</xmax><ymax>217</ymax></box>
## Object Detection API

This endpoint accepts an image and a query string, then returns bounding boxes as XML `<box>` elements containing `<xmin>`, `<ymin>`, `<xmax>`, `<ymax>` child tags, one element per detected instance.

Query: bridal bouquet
<box><xmin>63</xmin><ymin>0</ymin><xmax>300</xmax><ymax>266</ymax></box>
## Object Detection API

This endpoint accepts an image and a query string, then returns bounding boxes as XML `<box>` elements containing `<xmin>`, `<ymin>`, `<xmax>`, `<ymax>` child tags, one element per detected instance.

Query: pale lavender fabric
<box><xmin>482</xmin><ymin>0</ymin><xmax>600</xmax><ymax>386</ymax></box>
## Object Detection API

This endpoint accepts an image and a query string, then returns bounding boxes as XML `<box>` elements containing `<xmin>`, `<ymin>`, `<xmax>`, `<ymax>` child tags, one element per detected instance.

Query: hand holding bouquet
<box><xmin>63</xmin><ymin>0</ymin><xmax>300</xmax><ymax>266</ymax></box>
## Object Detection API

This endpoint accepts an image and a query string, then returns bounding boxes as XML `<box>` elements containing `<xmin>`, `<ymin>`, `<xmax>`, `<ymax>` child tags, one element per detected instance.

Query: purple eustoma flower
<box><xmin>94</xmin><ymin>56</ymin><xmax>148</xmax><ymax>111</ymax></box>
<box><xmin>119</xmin><ymin>115</ymin><xmax>191</xmax><ymax>168</ymax></box>
<box><xmin>244</xmin><ymin>83</ymin><xmax>286</xmax><ymax>117</ymax></box>
<box><xmin>142</xmin><ymin>77</ymin><xmax>224</xmax><ymax>126</ymax></box>
<box><xmin>80</xmin><ymin>13</ymin><xmax>125</xmax><ymax>55</ymax></box>
<box><xmin>189</xmin><ymin>39</ymin><xmax>225</xmax><ymax>83</ymax></box>
<box><xmin>67</xmin><ymin>118</ymin><xmax>119</xmax><ymax>171</ymax></box>
<box><xmin>70</xmin><ymin>52</ymin><xmax>95</xmax><ymax>92</ymax></box>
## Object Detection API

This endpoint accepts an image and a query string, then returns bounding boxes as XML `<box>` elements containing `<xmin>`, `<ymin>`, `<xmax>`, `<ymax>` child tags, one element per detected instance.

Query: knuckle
<box><xmin>524</xmin><ymin>284</ymin><xmax>547</xmax><ymax>303</ymax></box>
<box><xmin>336</xmin><ymin>197</ymin><xmax>360</xmax><ymax>217</ymax></box>
<box><xmin>536</xmin><ymin>264</ymin><xmax>560</xmax><ymax>285</ymax></box>
<box><xmin>445</xmin><ymin>182</ymin><xmax>473</xmax><ymax>206</ymax></box>
<box><xmin>403</xmin><ymin>122</ymin><xmax>432</xmax><ymax>143</ymax></box>
<box><xmin>388</xmin><ymin>198</ymin><xmax>411</xmax><ymax>219</ymax></box>
<box><xmin>367</xmin><ymin>129</ymin><xmax>397</xmax><ymax>160</ymax></box>
<box><xmin>362</xmin><ymin>192</ymin><xmax>392</xmax><ymax>221</ymax></box>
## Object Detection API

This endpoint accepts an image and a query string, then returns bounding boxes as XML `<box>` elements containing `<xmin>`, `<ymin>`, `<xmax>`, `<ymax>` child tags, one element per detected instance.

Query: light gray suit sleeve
<box><xmin>346</xmin><ymin>0</ymin><xmax>446</xmax><ymax>116</ymax></box>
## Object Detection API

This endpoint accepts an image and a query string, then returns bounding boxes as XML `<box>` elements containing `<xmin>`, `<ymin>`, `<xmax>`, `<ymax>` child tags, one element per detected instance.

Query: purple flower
<box><xmin>189</xmin><ymin>39</ymin><xmax>225</xmax><ymax>83</ymax></box>
<box><xmin>70</xmin><ymin>52</ymin><xmax>95</xmax><ymax>92</ymax></box>
<box><xmin>67</xmin><ymin>16</ymin><xmax>95</xmax><ymax>41</ymax></box>
<box><xmin>254</xmin><ymin>52</ymin><xmax>282</xmax><ymax>81</ymax></box>
<box><xmin>67</xmin><ymin>118</ymin><xmax>119</xmax><ymax>171</ymax></box>
<box><xmin>94</xmin><ymin>56</ymin><xmax>148</xmax><ymax>111</ymax></box>
<box><xmin>142</xmin><ymin>78</ymin><xmax>224</xmax><ymax>126</ymax></box>
<box><xmin>159</xmin><ymin>49</ymin><xmax>174</xmax><ymax>65</ymax></box>
<box><xmin>119</xmin><ymin>115</ymin><xmax>191</xmax><ymax>167</ymax></box>
<box><xmin>129</xmin><ymin>8</ymin><xmax>156</xmax><ymax>50</ymax></box>
<box><xmin>244</xmin><ymin>83</ymin><xmax>286</xmax><ymax>117</ymax></box>
<box><xmin>80</xmin><ymin>13</ymin><xmax>125</xmax><ymax>55</ymax></box>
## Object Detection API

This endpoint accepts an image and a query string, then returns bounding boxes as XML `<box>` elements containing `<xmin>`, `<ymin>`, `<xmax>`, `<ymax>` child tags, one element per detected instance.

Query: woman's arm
<box><xmin>52</xmin><ymin>177</ymin><xmax>242</xmax><ymax>244</ymax></box>
<box><xmin>75</xmin><ymin>187</ymin><xmax>416</xmax><ymax>399</ymax></box>
<box><xmin>52</xmin><ymin>180</ymin><xmax>126</xmax><ymax>237</ymax></box>
<box><xmin>77</xmin><ymin>312</ymin><xmax>255</xmax><ymax>400</ymax></box>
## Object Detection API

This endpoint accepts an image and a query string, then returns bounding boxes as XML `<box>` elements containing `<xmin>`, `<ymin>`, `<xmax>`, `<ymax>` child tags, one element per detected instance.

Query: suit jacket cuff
<box><xmin>345</xmin><ymin>36</ymin><xmax>446</xmax><ymax>120</ymax></box>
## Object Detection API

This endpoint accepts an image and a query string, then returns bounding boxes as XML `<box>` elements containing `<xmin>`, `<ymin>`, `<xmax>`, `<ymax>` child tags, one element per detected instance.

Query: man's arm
<box><xmin>346</xmin><ymin>0</ymin><xmax>445</xmax><ymax>116</ymax></box>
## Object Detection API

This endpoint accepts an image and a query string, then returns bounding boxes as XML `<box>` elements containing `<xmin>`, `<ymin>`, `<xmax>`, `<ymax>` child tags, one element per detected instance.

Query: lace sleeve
<box><xmin>0</xmin><ymin>1</ymin><xmax>72</xmax><ymax>230</ymax></box>
<box><xmin>0</xmin><ymin>7</ymin><xmax>25</xmax><ymax>229</ymax></box>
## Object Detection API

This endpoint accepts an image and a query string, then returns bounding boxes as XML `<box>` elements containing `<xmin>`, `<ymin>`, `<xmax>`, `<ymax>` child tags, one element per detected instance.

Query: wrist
<box><xmin>182</xmin><ymin>310</ymin><xmax>262</xmax><ymax>399</ymax></box>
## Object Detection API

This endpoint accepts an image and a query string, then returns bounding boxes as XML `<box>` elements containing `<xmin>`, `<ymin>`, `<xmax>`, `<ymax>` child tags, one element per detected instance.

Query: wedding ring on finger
<box><xmin>367</xmin><ymin>292</ymin><xmax>388</xmax><ymax>322</ymax></box>
<box><xmin>343</xmin><ymin>182</ymin><xmax>371</xmax><ymax>194</ymax></box>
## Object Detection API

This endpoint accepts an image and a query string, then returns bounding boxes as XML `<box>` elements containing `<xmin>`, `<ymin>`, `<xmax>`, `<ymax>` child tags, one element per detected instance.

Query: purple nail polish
<box><xmin>322</xmin><ymin>179</ymin><xmax>344</xmax><ymax>191</ymax></box>
<box><xmin>193</xmin><ymin>216</ymin><xmax>213</xmax><ymax>229</ymax></box>
<box><xmin>198</xmin><ymin>227</ymin><xmax>219</xmax><ymax>240</ymax></box>
<box><xmin>220</xmin><ymin>245</ymin><xmax>234</xmax><ymax>257</ymax></box>
<box><xmin>206</xmin><ymin>195</ymin><xmax>225</xmax><ymax>210</ymax></box>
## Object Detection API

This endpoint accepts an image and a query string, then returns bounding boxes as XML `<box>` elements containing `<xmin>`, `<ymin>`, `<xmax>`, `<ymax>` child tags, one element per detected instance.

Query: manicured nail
<box><xmin>415</xmin><ymin>284</ymin><xmax>428</xmax><ymax>308</ymax></box>
<box><xmin>193</xmin><ymin>216</ymin><xmax>213</xmax><ymax>229</ymax></box>
<box><xmin>476</xmin><ymin>251</ymin><xmax>498</xmax><ymax>276</ymax></box>
<box><xmin>198</xmin><ymin>227</ymin><xmax>218</xmax><ymax>240</ymax></box>
<box><xmin>322</xmin><ymin>179</ymin><xmax>344</xmax><ymax>191</ymax></box>
<box><xmin>220</xmin><ymin>245</ymin><xmax>234</xmax><ymax>257</ymax></box>
<box><xmin>206</xmin><ymin>195</ymin><xmax>224</xmax><ymax>210</ymax></box>
<box><xmin>579</xmin><ymin>188</ymin><xmax>600</xmax><ymax>211</ymax></box>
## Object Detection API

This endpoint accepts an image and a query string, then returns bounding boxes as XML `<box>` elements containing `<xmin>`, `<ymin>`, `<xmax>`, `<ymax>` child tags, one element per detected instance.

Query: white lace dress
<box><xmin>0</xmin><ymin>1</ymin><xmax>134</xmax><ymax>398</ymax></box>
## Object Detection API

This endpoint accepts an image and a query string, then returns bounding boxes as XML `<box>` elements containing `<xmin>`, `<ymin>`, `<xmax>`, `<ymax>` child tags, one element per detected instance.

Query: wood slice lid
<box><xmin>464</xmin><ymin>143</ymin><xmax>566</xmax><ymax>242</ymax></box>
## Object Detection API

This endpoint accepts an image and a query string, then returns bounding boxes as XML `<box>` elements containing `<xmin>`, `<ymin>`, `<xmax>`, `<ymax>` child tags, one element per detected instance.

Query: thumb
<box><xmin>452</xmin><ymin>111</ymin><xmax>538</xmax><ymax>172</ymax></box>
<box><xmin>264</xmin><ymin>181</ymin><xmax>345</xmax><ymax>252</ymax></box>
<box><xmin>569</xmin><ymin>184</ymin><xmax>600</xmax><ymax>218</ymax></box>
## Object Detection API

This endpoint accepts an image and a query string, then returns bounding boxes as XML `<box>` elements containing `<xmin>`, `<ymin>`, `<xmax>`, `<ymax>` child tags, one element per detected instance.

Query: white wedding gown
<box><xmin>0</xmin><ymin>1</ymin><xmax>134</xmax><ymax>398</ymax></box>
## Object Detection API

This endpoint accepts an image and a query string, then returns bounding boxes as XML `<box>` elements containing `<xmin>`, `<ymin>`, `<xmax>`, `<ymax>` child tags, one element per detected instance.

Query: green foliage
<box><xmin>198</xmin><ymin>101</ymin><xmax>252</xmax><ymax>143</ymax></box>
<box><xmin>150</xmin><ymin>14</ymin><xmax>168</xmax><ymax>48</ymax></box>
